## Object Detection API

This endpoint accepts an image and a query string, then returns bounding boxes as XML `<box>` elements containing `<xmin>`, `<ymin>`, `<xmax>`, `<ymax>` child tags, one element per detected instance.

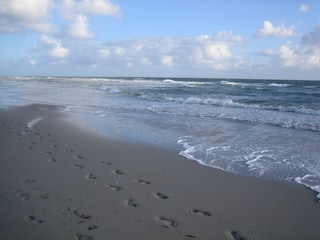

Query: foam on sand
<box><xmin>27</xmin><ymin>116</ymin><xmax>44</xmax><ymax>130</ymax></box>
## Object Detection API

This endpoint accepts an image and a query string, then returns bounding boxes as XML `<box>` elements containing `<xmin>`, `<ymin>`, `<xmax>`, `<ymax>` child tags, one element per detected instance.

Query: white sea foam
<box><xmin>163</xmin><ymin>79</ymin><xmax>176</xmax><ymax>84</ymax></box>
<box><xmin>177</xmin><ymin>137</ymin><xmax>199</xmax><ymax>162</ymax></box>
<box><xmin>163</xmin><ymin>79</ymin><xmax>207</xmax><ymax>87</ymax></box>
<box><xmin>244</xmin><ymin>150</ymin><xmax>274</xmax><ymax>177</ymax></box>
<box><xmin>220</xmin><ymin>80</ymin><xmax>253</xmax><ymax>87</ymax></box>
<box><xmin>269</xmin><ymin>83</ymin><xmax>291</xmax><ymax>87</ymax></box>
<box><xmin>64</xmin><ymin>106</ymin><xmax>80</xmax><ymax>112</ymax></box>
<box><xmin>295</xmin><ymin>174</ymin><xmax>320</xmax><ymax>201</ymax></box>
<box><xmin>99</xmin><ymin>84</ymin><xmax>121</xmax><ymax>94</ymax></box>
<box><xmin>177</xmin><ymin>136</ymin><xmax>224</xmax><ymax>170</ymax></box>
<box><xmin>27</xmin><ymin>116</ymin><xmax>43</xmax><ymax>129</ymax></box>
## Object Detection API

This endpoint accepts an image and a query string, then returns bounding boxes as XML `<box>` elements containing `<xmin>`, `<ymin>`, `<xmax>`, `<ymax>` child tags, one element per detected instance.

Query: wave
<box><xmin>163</xmin><ymin>79</ymin><xmax>178</xmax><ymax>84</ymax></box>
<box><xmin>149</xmin><ymin>95</ymin><xmax>320</xmax><ymax>116</ymax></box>
<box><xmin>220</xmin><ymin>80</ymin><xmax>293</xmax><ymax>89</ymax></box>
<box><xmin>220</xmin><ymin>80</ymin><xmax>252</xmax><ymax>87</ymax></box>
<box><xmin>163</xmin><ymin>79</ymin><xmax>209</xmax><ymax>87</ymax></box>
<box><xmin>178</xmin><ymin>135</ymin><xmax>320</xmax><ymax>201</ymax></box>
<box><xmin>177</xmin><ymin>136</ymin><xmax>224</xmax><ymax>170</ymax></box>
<box><xmin>295</xmin><ymin>174</ymin><xmax>320</xmax><ymax>200</ymax></box>
<box><xmin>269</xmin><ymin>83</ymin><xmax>291</xmax><ymax>87</ymax></box>
<box><xmin>148</xmin><ymin>100</ymin><xmax>320</xmax><ymax>132</ymax></box>
<box><xmin>98</xmin><ymin>84</ymin><xmax>121</xmax><ymax>94</ymax></box>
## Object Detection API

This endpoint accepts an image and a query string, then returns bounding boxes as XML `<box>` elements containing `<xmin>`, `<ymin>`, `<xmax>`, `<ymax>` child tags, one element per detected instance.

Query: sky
<box><xmin>0</xmin><ymin>0</ymin><xmax>320</xmax><ymax>80</ymax></box>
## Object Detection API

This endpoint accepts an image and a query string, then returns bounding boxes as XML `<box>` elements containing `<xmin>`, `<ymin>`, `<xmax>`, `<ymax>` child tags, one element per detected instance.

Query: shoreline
<box><xmin>1</xmin><ymin>104</ymin><xmax>320</xmax><ymax>240</ymax></box>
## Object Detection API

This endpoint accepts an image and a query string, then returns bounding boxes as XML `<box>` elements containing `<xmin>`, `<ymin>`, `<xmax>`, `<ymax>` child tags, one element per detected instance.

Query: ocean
<box><xmin>1</xmin><ymin>76</ymin><xmax>320</xmax><ymax>199</ymax></box>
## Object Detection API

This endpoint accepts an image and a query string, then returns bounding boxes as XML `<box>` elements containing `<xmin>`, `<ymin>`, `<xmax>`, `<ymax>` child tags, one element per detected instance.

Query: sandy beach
<box><xmin>1</xmin><ymin>104</ymin><xmax>320</xmax><ymax>240</ymax></box>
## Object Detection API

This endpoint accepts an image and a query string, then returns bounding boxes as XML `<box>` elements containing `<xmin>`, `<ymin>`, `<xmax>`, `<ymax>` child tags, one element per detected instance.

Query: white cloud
<box><xmin>192</xmin><ymin>32</ymin><xmax>242</xmax><ymax>69</ymax></box>
<box><xmin>204</xmin><ymin>43</ymin><xmax>231</xmax><ymax>61</ymax></box>
<box><xmin>77</xmin><ymin>0</ymin><xmax>122</xmax><ymax>17</ymax></box>
<box><xmin>256</xmin><ymin>20</ymin><xmax>296</xmax><ymax>38</ymax></box>
<box><xmin>32</xmin><ymin>31</ymin><xmax>242</xmax><ymax>71</ymax></box>
<box><xmin>278</xmin><ymin>43</ymin><xmax>298</xmax><ymax>67</ymax></box>
<box><xmin>161</xmin><ymin>55</ymin><xmax>173</xmax><ymax>66</ymax></box>
<box><xmin>67</xmin><ymin>15</ymin><xmax>94</xmax><ymax>39</ymax></box>
<box><xmin>41</xmin><ymin>35</ymin><xmax>70</xmax><ymax>58</ymax></box>
<box><xmin>0</xmin><ymin>0</ymin><xmax>121</xmax><ymax>38</ymax></box>
<box><xmin>300</xmin><ymin>4</ymin><xmax>309</xmax><ymax>12</ymax></box>
<box><xmin>281</xmin><ymin>44</ymin><xmax>320</xmax><ymax>68</ymax></box>
<box><xmin>99</xmin><ymin>49</ymin><xmax>111</xmax><ymax>58</ymax></box>
<box><xmin>114</xmin><ymin>47</ymin><xmax>126</xmax><ymax>55</ymax></box>
<box><xmin>0</xmin><ymin>0</ymin><xmax>54</xmax><ymax>33</ymax></box>
<box><xmin>61</xmin><ymin>0</ymin><xmax>122</xmax><ymax>18</ymax></box>
<box><xmin>197</xmin><ymin>32</ymin><xmax>243</xmax><ymax>43</ymax></box>
<box><xmin>60</xmin><ymin>0</ymin><xmax>121</xmax><ymax>39</ymax></box>
<box><xmin>261</xmin><ymin>41</ymin><xmax>320</xmax><ymax>69</ymax></box>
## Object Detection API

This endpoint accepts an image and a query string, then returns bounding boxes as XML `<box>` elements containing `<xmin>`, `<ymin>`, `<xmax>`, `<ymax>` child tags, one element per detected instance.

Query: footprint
<box><xmin>25</xmin><ymin>215</ymin><xmax>43</xmax><ymax>224</ymax></box>
<box><xmin>48</xmin><ymin>157</ymin><xmax>57</xmax><ymax>162</ymax></box>
<box><xmin>157</xmin><ymin>217</ymin><xmax>178</xmax><ymax>228</ymax></box>
<box><xmin>113</xmin><ymin>170</ymin><xmax>123</xmax><ymax>175</ymax></box>
<box><xmin>136</xmin><ymin>179</ymin><xmax>151</xmax><ymax>185</ymax></box>
<box><xmin>86</xmin><ymin>174</ymin><xmax>97</xmax><ymax>180</ymax></box>
<box><xmin>229</xmin><ymin>230</ymin><xmax>246</xmax><ymax>240</ymax></box>
<box><xmin>66</xmin><ymin>149</ymin><xmax>75</xmax><ymax>153</ymax></box>
<box><xmin>73</xmin><ymin>164</ymin><xmax>84</xmax><ymax>169</ymax></box>
<box><xmin>75</xmin><ymin>233</ymin><xmax>94</xmax><ymax>240</ymax></box>
<box><xmin>106</xmin><ymin>184</ymin><xmax>122</xmax><ymax>192</ymax></box>
<box><xmin>189</xmin><ymin>209</ymin><xmax>212</xmax><ymax>217</ymax></box>
<box><xmin>185</xmin><ymin>234</ymin><xmax>196</xmax><ymax>239</ymax></box>
<box><xmin>18</xmin><ymin>192</ymin><xmax>30</xmax><ymax>200</ymax></box>
<box><xmin>74</xmin><ymin>210</ymin><xmax>93</xmax><ymax>220</ymax></box>
<box><xmin>126</xmin><ymin>199</ymin><xmax>138</xmax><ymax>208</ymax></box>
<box><xmin>25</xmin><ymin>179</ymin><xmax>36</xmax><ymax>183</ymax></box>
<box><xmin>75</xmin><ymin>154</ymin><xmax>84</xmax><ymax>160</ymax></box>
<box><xmin>39</xmin><ymin>193</ymin><xmax>50</xmax><ymax>199</ymax></box>
<box><xmin>43</xmin><ymin>151</ymin><xmax>52</xmax><ymax>155</ymax></box>
<box><xmin>99</xmin><ymin>161</ymin><xmax>112</xmax><ymax>165</ymax></box>
<box><xmin>88</xmin><ymin>225</ymin><xmax>98</xmax><ymax>231</ymax></box>
<box><xmin>50</xmin><ymin>144</ymin><xmax>58</xmax><ymax>148</ymax></box>
<box><xmin>154</xmin><ymin>192</ymin><xmax>169</xmax><ymax>200</ymax></box>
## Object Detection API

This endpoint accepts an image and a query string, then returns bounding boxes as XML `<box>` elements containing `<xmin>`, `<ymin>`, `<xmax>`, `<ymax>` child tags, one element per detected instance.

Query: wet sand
<box><xmin>1</xmin><ymin>104</ymin><xmax>320</xmax><ymax>240</ymax></box>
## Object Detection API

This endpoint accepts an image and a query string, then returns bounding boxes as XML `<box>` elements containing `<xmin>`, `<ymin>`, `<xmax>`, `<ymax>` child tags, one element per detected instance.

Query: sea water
<box><xmin>1</xmin><ymin>77</ymin><xmax>320</xmax><ymax>199</ymax></box>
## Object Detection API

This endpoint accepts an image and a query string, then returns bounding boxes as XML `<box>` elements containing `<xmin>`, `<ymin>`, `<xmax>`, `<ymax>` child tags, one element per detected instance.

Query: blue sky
<box><xmin>0</xmin><ymin>0</ymin><xmax>320</xmax><ymax>80</ymax></box>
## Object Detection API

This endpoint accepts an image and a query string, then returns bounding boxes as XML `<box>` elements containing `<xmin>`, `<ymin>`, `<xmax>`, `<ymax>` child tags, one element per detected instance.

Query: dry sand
<box><xmin>1</xmin><ymin>104</ymin><xmax>320</xmax><ymax>240</ymax></box>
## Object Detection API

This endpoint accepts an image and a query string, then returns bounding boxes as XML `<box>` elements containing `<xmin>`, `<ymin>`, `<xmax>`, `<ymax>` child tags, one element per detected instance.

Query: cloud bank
<box><xmin>94</xmin><ymin>32</ymin><xmax>243</xmax><ymax>70</ymax></box>
<box><xmin>0</xmin><ymin>1</ymin><xmax>319</xmax><ymax>79</ymax></box>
